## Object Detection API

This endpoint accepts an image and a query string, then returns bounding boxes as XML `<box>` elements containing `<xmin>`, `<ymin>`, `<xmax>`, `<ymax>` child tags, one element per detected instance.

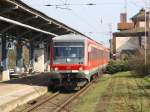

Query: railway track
<box><xmin>54</xmin><ymin>83</ymin><xmax>93</xmax><ymax>112</ymax></box>
<box><xmin>20</xmin><ymin>82</ymin><xmax>93</xmax><ymax>112</ymax></box>
<box><xmin>22</xmin><ymin>92</ymin><xmax>60</xmax><ymax>112</ymax></box>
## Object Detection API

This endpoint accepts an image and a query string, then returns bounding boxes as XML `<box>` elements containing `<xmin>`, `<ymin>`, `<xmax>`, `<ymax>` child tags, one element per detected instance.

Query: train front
<box><xmin>50</xmin><ymin>36</ymin><xmax>88</xmax><ymax>89</ymax></box>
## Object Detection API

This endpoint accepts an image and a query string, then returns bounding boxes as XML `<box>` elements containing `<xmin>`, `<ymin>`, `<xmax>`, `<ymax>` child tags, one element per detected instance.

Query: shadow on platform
<box><xmin>0</xmin><ymin>73</ymin><xmax>52</xmax><ymax>87</ymax></box>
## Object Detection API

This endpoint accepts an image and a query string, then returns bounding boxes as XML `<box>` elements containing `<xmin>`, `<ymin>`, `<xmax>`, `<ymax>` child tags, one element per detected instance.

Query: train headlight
<box><xmin>79</xmin><ymin>67</ymin><xmax>83</xmax><ymax>70</ymax></box>
<box><xmin>54</xmin><ymin>67</ymin><xmax>58</xmax><ymax>71</ymax></box>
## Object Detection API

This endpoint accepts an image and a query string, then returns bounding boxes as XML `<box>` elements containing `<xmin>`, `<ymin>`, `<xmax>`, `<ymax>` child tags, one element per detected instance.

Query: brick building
<box><xmin>111</xmin><ymin>9</ymin><xmax>150</xmax><ymax>59</ymax></box>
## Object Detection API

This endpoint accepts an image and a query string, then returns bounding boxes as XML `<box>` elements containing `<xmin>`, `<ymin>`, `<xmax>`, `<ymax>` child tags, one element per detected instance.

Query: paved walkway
<box><xmin>0</xmin><ymin>73</ymin><xmax>51</xmax><ymax>112</ymax></box>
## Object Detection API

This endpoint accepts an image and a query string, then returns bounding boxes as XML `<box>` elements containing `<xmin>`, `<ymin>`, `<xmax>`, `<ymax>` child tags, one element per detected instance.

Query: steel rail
<box><xmin>54</xmin><ymin>82</ymin><xmax>93</xmax><ymax>112</ymax></box>
<box><xmin>22</xmin><ymin>92</ymin><xmax>60</xmax><ymax>112</ymax></box>
<box><xmin>20</xmin><ymin>81</ymin><xmax>94</xmax><ymax>112</ymax></box>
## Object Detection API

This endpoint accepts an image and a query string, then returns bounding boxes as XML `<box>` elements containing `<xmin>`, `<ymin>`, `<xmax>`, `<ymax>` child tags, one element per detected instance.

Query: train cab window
<box><xmin>53</xmin><ymin>42</ymin><xmax>84</xmax><ymax>64</ymax></box>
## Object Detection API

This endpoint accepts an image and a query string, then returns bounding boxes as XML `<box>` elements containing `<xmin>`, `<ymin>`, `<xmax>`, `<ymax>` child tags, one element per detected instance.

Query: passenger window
<box><xmin>88</xmin><ymin>52</ymin><xmax>90</xmax><ymax>61</ymax></box>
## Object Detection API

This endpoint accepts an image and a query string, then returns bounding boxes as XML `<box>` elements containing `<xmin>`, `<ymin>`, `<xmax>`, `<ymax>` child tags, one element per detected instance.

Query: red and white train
<box><xmin>50</xmin><ymin>34</ymin><xmax>109</xmax><ymax>88</ymax></box>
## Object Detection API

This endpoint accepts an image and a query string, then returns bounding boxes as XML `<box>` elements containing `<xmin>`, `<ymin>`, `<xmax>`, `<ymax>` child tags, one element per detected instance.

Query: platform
<box><xmin>0</xmin><ymin>73</ymin><xmax>51</xmax><ymax>112</ymax></box>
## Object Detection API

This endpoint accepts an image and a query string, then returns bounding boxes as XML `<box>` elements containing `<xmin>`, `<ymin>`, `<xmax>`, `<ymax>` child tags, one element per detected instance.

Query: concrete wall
<box><xmin>139</xmin><ymin>21</ymin><xmax>146</xmax><ymax>28</ymax></box>
<box><xmin>34</xmin><ymin>49</ymin><xmax>44</xmax><ymax>72</ymax></box>
<box><xmin>141</xmin><ymin>36</ymin><xmax>146</xmax><ymax>49</ymax></box>
<box><xmin>44</xmin><ymin>47</ymin><xmax>50</xmax><ymax>72</ymax></box>
<box><xmin>115</xmin><ymin>36</ymin><xmax>140</xmax><ymax>52</ymax></box>
<box><xmin>138</xmin><ymin>21</ymin><xmax>150</xmax><ymax>28</ymax></box>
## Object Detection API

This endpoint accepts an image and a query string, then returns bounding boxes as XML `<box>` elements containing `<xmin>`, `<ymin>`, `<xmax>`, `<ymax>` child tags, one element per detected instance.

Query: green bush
<box><xmin>128</xmin><ymin>53</ymin><xmax>150</xmax><ymax>76</ymax></box>
<box><xmin>106</xmin><ymin>59</ymin><xmax>129</xmax><ymax>74</ymax></box>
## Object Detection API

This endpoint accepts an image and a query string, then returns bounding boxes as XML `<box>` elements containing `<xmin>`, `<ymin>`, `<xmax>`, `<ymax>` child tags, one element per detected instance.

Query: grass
<box><xmin>106</xmin><ymin>72</ymin><xmax>150</xmax><ymax>112</ymax></box>
<box><xmin>72</xmin><ymin>76</ymin><xmax>111</xmax><ymax>112</ymax></box>
<box><xmin>72</xmin><ymin>72</ymin><xmax>150</xmax><ymax>112</ymax></box>
<box><xmin>144</xmin><ymin>76</ymin><xmax>150</xmax><ymax>83</ymax></box>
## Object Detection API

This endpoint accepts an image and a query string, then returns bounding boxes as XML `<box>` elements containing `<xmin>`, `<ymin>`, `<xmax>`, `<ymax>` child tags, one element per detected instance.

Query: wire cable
<box><xmin>57</xmin><ymin>0</ymin><xmax>102</xmax><ymax>34</ymax></box>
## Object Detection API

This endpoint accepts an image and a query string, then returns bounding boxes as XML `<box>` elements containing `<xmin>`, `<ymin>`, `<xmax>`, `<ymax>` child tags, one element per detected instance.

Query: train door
<box><xmin>88</xmin><ymin>45</ymin><xmax>91</xmax><ymax>67</ymax></box>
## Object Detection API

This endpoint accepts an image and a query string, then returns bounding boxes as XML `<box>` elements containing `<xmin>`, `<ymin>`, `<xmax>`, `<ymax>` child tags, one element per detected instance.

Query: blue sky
<box><xmin>22</xmin><ymin>0</ymin><xmax>147</xmax><ymax>47</ymax></box>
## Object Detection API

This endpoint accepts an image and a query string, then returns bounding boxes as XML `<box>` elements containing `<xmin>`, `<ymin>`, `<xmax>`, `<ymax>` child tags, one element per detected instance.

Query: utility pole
<box><xmin>108</xmin><ymin>23</ymin><xmax>112</xmax><ymax>41</ymax></box>
<box><xmin>148</xmin><ymin>0</ymin><xmax>150</xmax><ymax>74</ymax></box>
<box><xmin>124</xmin><ymin>0</ymin><xmax>127</xmax><ymax>13</ymax></box>
<box><xmin>144</xmin><ymin>4</ymin><xmax>147</xmax><ymax>74</ymax></box>
<box><xmin>144</xmin><ymin>0</ymin><xmax>150</xmax><ymax>73</ymax></box>
<box><xmin>108</xmin><ymin>23</ymin><xmax>112</xmax><ymax>58</ymax></box>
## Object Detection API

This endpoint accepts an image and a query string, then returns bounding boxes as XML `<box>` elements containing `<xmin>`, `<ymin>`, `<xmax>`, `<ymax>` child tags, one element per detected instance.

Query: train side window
<box><xmin>88</xmin><ymin>52</ymin><xmax>90</xmax><ymax>61</ymax></box>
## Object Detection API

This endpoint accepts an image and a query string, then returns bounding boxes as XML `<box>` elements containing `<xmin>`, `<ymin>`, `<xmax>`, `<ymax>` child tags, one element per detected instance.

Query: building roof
<box><xmin>131</xmin><ymin>8</ymin><xmax>149</xmax><ymax>21</ymax></box>
<box><xmin>113</xmin><ymin>27</ymin><xmax>149</xmax><ymax>37</ymax></box>
<box><xmin>113</xmin><ymin>8</ymin><xmax>150</xmax><ymax>37</ymax></box>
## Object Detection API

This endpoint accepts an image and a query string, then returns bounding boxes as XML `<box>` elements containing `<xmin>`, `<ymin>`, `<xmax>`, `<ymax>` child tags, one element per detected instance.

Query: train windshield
<box><xmin>53</xmin><ymin>42</ymin><xmax>84</xmax><ymax>64</ymax></box>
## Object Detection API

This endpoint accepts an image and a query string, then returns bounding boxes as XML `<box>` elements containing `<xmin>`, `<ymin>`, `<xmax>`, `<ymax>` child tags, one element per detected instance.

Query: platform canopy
<box><xmin>0</xmin><ymin>0</ymin><xmax>86</xmax><ymax>43</ymax></box>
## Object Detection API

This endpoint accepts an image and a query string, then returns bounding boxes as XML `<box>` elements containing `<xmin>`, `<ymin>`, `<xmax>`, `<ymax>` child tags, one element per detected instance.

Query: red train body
<box><xmin>50</xmin><ymin>34</ymin><xmax>109</xmax><ymax>88</ymax></box>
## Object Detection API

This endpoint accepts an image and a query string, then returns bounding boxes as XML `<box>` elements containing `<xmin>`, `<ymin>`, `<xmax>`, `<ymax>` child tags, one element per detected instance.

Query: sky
<box><xmin>22</xmin><ymin>0</ymin><xmax>148</xmax><ymax>47</ymax></box>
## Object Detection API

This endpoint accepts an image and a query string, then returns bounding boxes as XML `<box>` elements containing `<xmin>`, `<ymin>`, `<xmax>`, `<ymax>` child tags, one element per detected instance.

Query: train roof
<box><xmin>53</xmin><ymin>34</ymin><xmax>86</xmax><ymax>42</ymax></box>
<box><xmin>53</xmin><ymin>34</ymin><xmax>108</xmax><ymax>50</ymax></box>
<box><xmin>53</xmin><ymin>34</ymin><xmax>102</xmax><ymax>43</ymax></box>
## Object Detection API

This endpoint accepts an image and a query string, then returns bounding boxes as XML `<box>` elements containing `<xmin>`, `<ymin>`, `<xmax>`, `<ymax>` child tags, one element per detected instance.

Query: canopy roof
<box><xmin>0</xmin><ymin>0</ymin><xmax>87</xmax><ymax>42</ymax></box>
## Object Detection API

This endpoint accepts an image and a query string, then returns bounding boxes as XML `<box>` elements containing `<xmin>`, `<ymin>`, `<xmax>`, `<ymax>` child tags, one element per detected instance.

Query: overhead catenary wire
<box><xmin>69</xmin><ymin>9</ymin><xmax>98</xmax><ymax>31</ymax></box>
<box><xmin>45</xmin><ymin>0</ymin><xmax>146</xmax><ymax>46</ymax></box>
<box><xmin>83</xmin><ymin>31</ymin><xmax>109</xmax><ymax>35</ymax></box>
<box><xmin>124</xmin><ymin>0</ymin><xmax>127</xmax><ymax>13</ymax></box>
<box><xmin>51</xmin><ymin>0</ymin><xmax>97</xmax><ymax>35</ymax></box>
<box><xmin>64</xmin><ymin>0</ymin><xmax>68</xmax><ymax>4</ymax></box>
<box><xmin>142</xmin><ymin>0</ymin><xmax>148</xmax><ymax>6</ymax></box>
<box><xmin>45</xmin><ymin>0</ymin><xmax>143</xmax><ymax>33</ymax></box>
<box><xmin>80</xmin><ymin>6</ymin><xmax>104</xmax><ymax>31</ymax></box>
<box><xmin>60</xmin><ymin>0</ymin><xmax>112</xmax><ymax>47</ymax></box>
<box><xmin>45</xmin><ymin>2</ymin><xmax>124</xmax><ymax>7</ymax></box>
<box><xmin>129</xmin><ymin>1</ymin><xmax>144</xmax><ymax>8</ymax></box>
<box><xmin>49</xmin><ymin>0</ymin><xmax>114</xmax><ymax>46</ymax></box>
<box><xmin>57</xmin><ymin>0</ymin><xmax>100</xmax><ymax>33</ymax></box>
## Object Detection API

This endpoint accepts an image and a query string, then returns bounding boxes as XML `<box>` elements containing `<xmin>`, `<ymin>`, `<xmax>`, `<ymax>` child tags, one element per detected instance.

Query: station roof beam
<box><xmin>0</xmin><ymin>0</ymin><xmax>87</xmax><ymax>43</ymax></box>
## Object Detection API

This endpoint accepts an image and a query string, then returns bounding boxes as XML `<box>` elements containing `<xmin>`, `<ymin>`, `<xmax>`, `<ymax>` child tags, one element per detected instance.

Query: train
<box><xmin>49</xmin><ymin>34</ymin><xmax>109</xmax><ymax>89</ymax></box>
